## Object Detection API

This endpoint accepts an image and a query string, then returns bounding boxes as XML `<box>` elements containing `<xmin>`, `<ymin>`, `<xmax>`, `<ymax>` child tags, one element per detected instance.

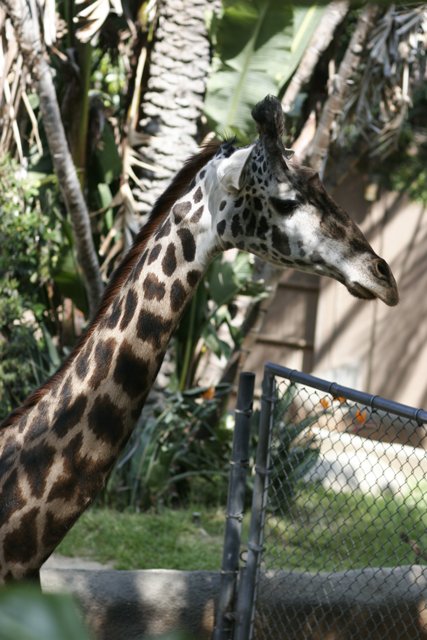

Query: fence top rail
<box><xmin>264</xmin><ymin>362</ymin><xmax>427</xmax><ymax>426</ymax></box>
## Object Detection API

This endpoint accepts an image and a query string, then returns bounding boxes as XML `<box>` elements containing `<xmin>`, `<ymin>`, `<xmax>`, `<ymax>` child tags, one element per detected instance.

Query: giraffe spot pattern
<box><xmin>3</xmin><ymin>507</ymin><xmax>40</xmax><ymax>563</ymax></box>
<box><xmin>28</xmin><ymin>415</ymin><xmax>49</xmax><ymax>442</ymax></box>
<box><xmin>155</xmin><ymin>218</ymin><xmax>171</xmax><ymax>240</ymax></box>
<box><xmin>113</xmin><ymin>340</ymin><xmax>149</xmax><ymax>398</ymax></box>
<box><xmin>257</xmin><ymin>216</ymin><xmax>269</xmax><ymax>239</ymax></box>
<box><xmin>148</xmin><ymin>244</ymin><xmax>162</xmax><ymax>265</ymax></box>
<box><xmin>217</xmin><ymin>220</ymin><xmax>226</xmax><ymax>236</ymax></box>
<box><xmin>193</xmin><ymin>187</ymin><xmax>203</xmax><ymax>203</ymax></box>
<box><xmin>89</xmin><ymin>338</ymin><xmax>117</xmax><ymax>389</ymax></box>
<box><xmin>137</xmin><ymin>310</ymin><xmax>173</xmax><ymax>350</ymax></box>
<box><xmin>170</xmin><ymin>279</ymin><xmax>187</xmax><ymax>313</ymax></box>
<box><xmin>21</xmin><ymin>441</ymin><xmax>56</xmax><ymax>499</ymax></box>
<box><xmin>231</xmin><ymin>214</ymin><xmax>243</xmax><ymax>238</ymax></box>
<box><xmin>187</xmin><ymin>269</ymin><xmax>201</xmax><ymax>287</ymax></box>
<box><xmin>190</xmin><ymin>205</ymin><xmax>204</xmax><ymax>223</ymax></box>
<box><xmin>272</xmin><ymin>225</ymin><xmax>291</xmax><ymax>256</ymax></box>
<box><xmin>132</xmin><ymin>250</ymin><xmax>148</xmax><ymax>283</ymax></box>
<box><xmin>0</xmin><ymin>469</ymin><xmax>25</xmax><ymax>527</ymax></box>
<box><xmin>177</xmin><ymin>228</ymin><xmax>196</xmax><ymax>262</ymax></box>
<box><xmin>162</xmin><ymin>243</ymin><xmax>177</xmax><ymax>277</ymax></box>
<box><xmin>42</xmin><ymin>509</ymin><xmax>80</xmax><ymax>552</ymax></box>
<box><xmin>143</xmin><ymin>273</ymin><xmax>166</xmax><ymax>301</ymax></box>
<box><xmin>106</xmin><ymin>297</ymin><xmax>122</xmax><ymax>329</ymax></box>
<box><xmin>52</xmin><ymin>394</ymin><xmax>88</xmax><ymax>439</ymax></box>
<box><xmin>120</xmin><ymin>288</ymin><xmax>138</xmax><ymax>331</ymax></box>
<box><xmin>76</xmin><ymin>345</ymin><xmax>91</xmax><ymax>380</ymax></box>
<box><xmin>173</xmin><ymin>201</ymin><xmax>192</xmax><ymax>222</ymax></box>
<box><xmin>0</xmin><ymin>440</ymin><xmax>18</xmax><ymax>477</ymax></box>
<box><xmin>88</xmin><ymin>394</ymin><xmax>125</xmax><ymax>446</ymax></box>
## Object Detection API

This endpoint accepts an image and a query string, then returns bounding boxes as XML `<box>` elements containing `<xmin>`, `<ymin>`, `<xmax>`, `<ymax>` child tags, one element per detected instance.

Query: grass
<box><xmin>57</xmin><ymin>507</ymin><xmax>228</xmax><ymax>570</ymax></box>
<box><xmin>57</xmin><ymin>483</ymin><xmax>427</xmax><ymax>572</ymax></box>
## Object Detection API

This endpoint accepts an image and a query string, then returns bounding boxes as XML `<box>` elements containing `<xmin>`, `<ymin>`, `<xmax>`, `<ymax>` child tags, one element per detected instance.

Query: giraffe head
<box><xmin>209</xmin><ymin>95</ymin><xmax>398</xmax><ymax>306</ymax></box>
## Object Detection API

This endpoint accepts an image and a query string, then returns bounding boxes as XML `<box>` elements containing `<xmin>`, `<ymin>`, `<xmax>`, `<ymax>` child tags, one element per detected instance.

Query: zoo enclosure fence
<box><xmin>213</xmin><ymin>363</ymin><xmax>427</xmax><ymax>640</ymax></box>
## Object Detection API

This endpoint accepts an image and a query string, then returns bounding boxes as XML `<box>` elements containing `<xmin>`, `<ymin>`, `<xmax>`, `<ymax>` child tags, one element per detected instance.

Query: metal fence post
<box><xmin>212</xmin><ymin>371</ymin><xmax>255</xmax><ymax>640</ymax></box>
<box><xmin>234</xmin><ymin>369</ymin><xmax>276</xmax><ymax>640</ymax></box>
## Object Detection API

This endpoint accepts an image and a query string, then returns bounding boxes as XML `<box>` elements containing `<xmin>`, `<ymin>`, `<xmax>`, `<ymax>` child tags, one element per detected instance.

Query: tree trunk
<box><xmin>308</xmin><ymin>4</ymin><xmax>380</xmax><ymax>175</ymax></box>
<box><xmin>281</xmin><ymin>1</ymin><xmax>350</xmax><ymax>114</ymax></box>
<box><xmin>132</xmin><ymin>0</ymin><xmax>217</xmax><ymax>218</ymax></box>
<box><xmin>0</xmin><ymin>0</ymin><xmax>103</xmax><ymax>318</ymax></box>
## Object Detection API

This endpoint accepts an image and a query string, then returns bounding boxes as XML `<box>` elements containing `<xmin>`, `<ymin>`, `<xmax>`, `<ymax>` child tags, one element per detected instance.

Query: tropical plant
<box><xmin>103</xmin><ymin>383</ymin><xmax>233</xmax><ymax>510</ymax></box>
<box><xmin>268</xmin><ymin>383</ymin><xmax>324</xmax><ymax>513</ymax></box>
<box><xmin>0</xmin><ymin>158</ymin><xmax>62</xmax><ymax>419</ymax></box>
<box><xmin>205</xmin><ymin>1</ymin><xmax>326</xmax><ymax>141</ymax></box>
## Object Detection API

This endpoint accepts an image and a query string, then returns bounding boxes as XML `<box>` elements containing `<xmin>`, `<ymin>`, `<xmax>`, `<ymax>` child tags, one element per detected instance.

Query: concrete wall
<box><xmin>41</xmin><ymin>566</ymin><xmax>427</xmax><ymax>639</ymax></box>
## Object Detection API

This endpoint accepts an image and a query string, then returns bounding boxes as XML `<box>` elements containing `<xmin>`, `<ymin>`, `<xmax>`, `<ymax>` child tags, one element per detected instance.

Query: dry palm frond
<box><xmin>339</xmin><ymin>5</ymin><xmax>426</xmax><ymax>159</ymax></box>
<box><xmin>74</xmin><ymin>0</ymin><xmax>123</xmax><ymax>44</ymax></box>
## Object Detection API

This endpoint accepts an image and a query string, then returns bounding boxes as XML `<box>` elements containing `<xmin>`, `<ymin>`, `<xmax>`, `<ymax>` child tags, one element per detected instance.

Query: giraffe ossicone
<box><xmin>0</xmin><ymin>95</ymin><xmax>398</xmax><ymax>584</ymax></box>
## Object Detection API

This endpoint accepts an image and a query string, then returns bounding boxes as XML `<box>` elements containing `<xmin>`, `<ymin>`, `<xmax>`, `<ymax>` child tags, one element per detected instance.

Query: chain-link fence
<box><xmin>216</xmin><ymin>364</ymin><xmax>427</xmax><ymax>640</ymax></box>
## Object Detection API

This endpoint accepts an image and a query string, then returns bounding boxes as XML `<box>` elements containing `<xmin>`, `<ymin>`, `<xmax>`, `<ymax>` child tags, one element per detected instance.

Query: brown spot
<box><xmin>3</xmin><ymin>507</ymin><xmax>40</xmax><ymax>563</ymax></box>
<box><xmin>155</xmin><ymin>218</ymin><xmax>171</xmax><ymax>239</ymax></box>
<box><xmin>131</xmin><ymin>249</ymin><xmax>148</xmax><ymax>283</ymax></box>
<box><xmin>28</xmin><ymin>414</ymin><xmax>49</xmax><ymax>442</ymax></box>
<box><xmin>42</xmin><ymin>509</ymin><xmax>80</xmax><ymax>553</ymax></box>
<box><xmin>52</xmin><ymin>394</ymin><xmax>87</xmax><ymax>439</ymax></box>
<box><xmin>170</xmin><ymin>279</ymin><xmax>187</xmax><ymax>313</ymax></box>
<box><xmin>88</xmin><ymin>395</ymin><xmax>125</xmax><ymax>446</ymax></box>
<box><xmin>0</xmin><ymin>439</ymin><xmax>18</xmax><ymax>477</ymax></box>
<box><xmin>173</xmin><ymin>201</ymin><xmax>191</xmax><ymax>222</ymax></box>
<box><xmin>272</xmin><ymin>225</ymin><xmax>291</xmax><ymax>256</ymax></box>
<box><xmin>177</xmin><ymin>228</ymin><xmax>196</xmax><ymax>262</ymax></box>
<box><xmin>193</xmin><ymin>187</ymin><xmax>203</xmax><ymax>203</ymax></box>
<box><xmin>88</xmin><ymin>338</ymin><xmax>117</xmax><ymax>389</ymax></box>
<box><xmin>231</xmin><ymin>214</ymin><xmax>243</xmax><ymax>237</ymax></box>
<box><xmin>190</xmin><ymin>205</ymin><xmax>204</xmax><ymax>223</ymax></box>
<box><xmin>47</xmin><ymin>472</ymin><xmax>75</xmax><ymax>503</ymax></box>
<box><xmin>187</xmin><ymin>269</ymin><xmax>202</xmax><ymax>288</ymax></box>
<box><xmin>113</xmin><ymin>340</ymin><xmax>149</xmax><ymax>398</ymax></box>
<box><xmin>76</xmin><ymin>344</ymin><xmax>91</xmax><ymax>380</ymax></box>
<box><xmin>162</xmin><ymin>243</ymin><xmax>177</xmax><ymax>277</ymax></box>
<box><xmin>120</xmin><ymin>288</ymin><xmax>138</xmax><ymax>331</ymax></box>
<box><xmin>0</xmin><ymin>469</ymin><xmax>25</xmax><ymax>527</ymax></box>
<box><xmin>21</xmin><ymin>442</ymin><xmax>56</xmax><ymax>499</ymax></box>
<box><xmin>148</xmin><ymin>243</ymin><xmax>162</xmax><ymax>265</ymax></box>
<box><xmin>137</xmin><ymin>310</ymin><xmax>173</xmax><ymax>350</ymax></box>
<box><xmin>143</xmin><ymin>273</ymin><xmax>166</xmax><ymax>301</ymax></box>
<box><xmin>106</xmin><ymin>298</ymin><xmax>122</xmax><ymax>329</ymax></box>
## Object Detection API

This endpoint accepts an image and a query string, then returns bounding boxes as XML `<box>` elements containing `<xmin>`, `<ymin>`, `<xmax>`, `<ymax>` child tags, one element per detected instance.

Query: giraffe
<box><xmin>0</xmin><ymin>95</ymin><xmax>398</xmax><ymax>584</ymax></box>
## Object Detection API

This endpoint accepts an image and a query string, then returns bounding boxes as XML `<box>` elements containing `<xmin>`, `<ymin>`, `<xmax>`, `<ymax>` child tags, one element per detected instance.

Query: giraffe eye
<box><xmin>269</xmin><ymin>197</ymin><xmax>299</xmax><ymax>215</ymax></box>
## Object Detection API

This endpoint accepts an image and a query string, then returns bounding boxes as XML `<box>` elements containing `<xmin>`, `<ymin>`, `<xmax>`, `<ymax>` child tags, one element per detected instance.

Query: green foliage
<box><xmin>0</xmin><ymin>586</ymin><xmax>90</xmax><ymax>640</ymax></box>
<box><xmin>58</xmin><ymin>507</ymin><xmax>227</xmax><ymax>571</ymax></box>
<box><xmin>0</xmin><ymin>159</ymin><xmax>62</xmax><ymax>419</ymax></box>
<box><xmin>205</xmin><ymin>1</ymin><xmax>325</xmax><ymax>140</ymax></box>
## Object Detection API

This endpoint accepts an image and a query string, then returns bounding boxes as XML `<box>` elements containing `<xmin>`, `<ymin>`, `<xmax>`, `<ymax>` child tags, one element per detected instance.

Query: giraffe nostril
<box><xmin>374</xmin><ymin>259</ymin><xmax>390</xmax><ymax>280</ymax></box>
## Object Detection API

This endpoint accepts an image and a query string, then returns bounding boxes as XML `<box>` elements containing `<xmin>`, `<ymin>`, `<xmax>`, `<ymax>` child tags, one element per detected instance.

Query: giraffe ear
<box><xmin>217</xmin><ymin>146</ymin><xmax>253</xmax><ymax>192</ymax></box>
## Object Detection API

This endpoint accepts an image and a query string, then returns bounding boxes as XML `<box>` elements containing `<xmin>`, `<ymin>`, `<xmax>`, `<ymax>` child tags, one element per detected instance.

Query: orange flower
<box><xmin>319</xmin><ymin>397</ymin><xmax>330</xmax><ymax>409</ymax></box>
<box><xmin>355</xmin><ymin>409</ymin><xmax>367</xmax><ymax>424</ymax></box>
<box><xmin>334</xmin><ymin>396</ymin><xmax>346</xmax><ymax>404</ymax></box>
<box><xmin>202</xmin><ymin>387</ymin><xmax>215</xmax><ymax>400</ymax></box>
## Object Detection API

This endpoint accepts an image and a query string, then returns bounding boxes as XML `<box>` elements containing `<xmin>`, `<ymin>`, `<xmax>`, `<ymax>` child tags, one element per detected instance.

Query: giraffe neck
<box><xmin>0</xmin><ymin>182</ymin><xmax>217</xmax><ymax>582</ymax></box>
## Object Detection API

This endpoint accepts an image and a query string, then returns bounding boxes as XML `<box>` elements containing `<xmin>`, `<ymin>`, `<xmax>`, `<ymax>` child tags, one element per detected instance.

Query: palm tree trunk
<box><xmin>132</xmin><ymin>0</ymin><xmax>217</xmax><ymax>217</ymax></box>
<box><xmin>0</xmin><ymin>0</ymin><xmax>103</xmax><ymax>318</ymax></box>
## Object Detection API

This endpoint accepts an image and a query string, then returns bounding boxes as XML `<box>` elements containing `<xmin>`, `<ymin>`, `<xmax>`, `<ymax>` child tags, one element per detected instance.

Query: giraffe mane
<box><xmin>0</xmin><ymin>139</ymin><xmax>222</xmax><ymax>431</ymax></box>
